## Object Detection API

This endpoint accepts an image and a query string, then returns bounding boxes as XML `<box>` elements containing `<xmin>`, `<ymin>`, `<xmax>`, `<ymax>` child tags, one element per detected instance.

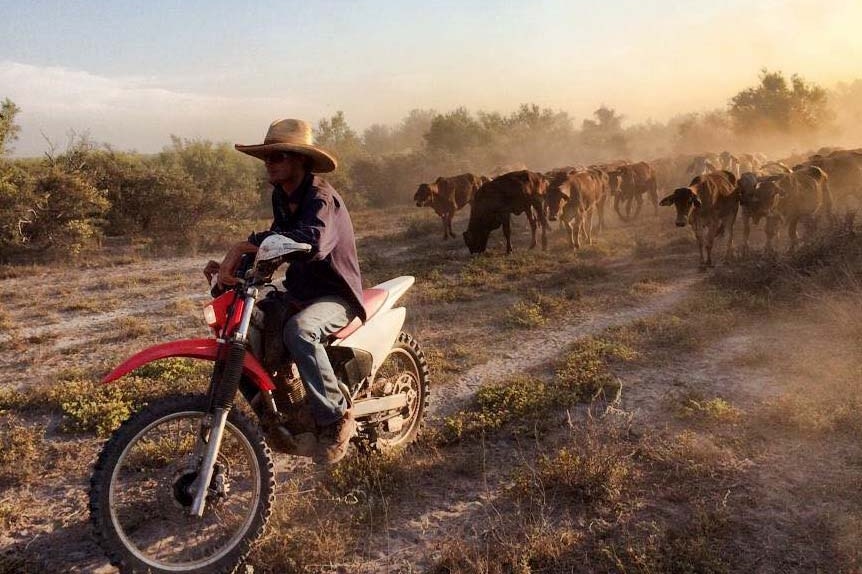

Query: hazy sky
<box><xmin>1</xmin><ymin>0</ymin><xmax>860</xmax><ymax>156</ymax></box>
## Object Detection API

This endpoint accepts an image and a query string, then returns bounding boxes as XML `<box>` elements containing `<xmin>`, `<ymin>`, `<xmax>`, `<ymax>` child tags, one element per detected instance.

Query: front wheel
<box><xmin>89</xmin><ymin>395</ymin><xmax>274</xmax><ymax>574</ymax></box>
<box><xmin>367</xmin><ymin>332</ymin><xmax>430</xmax><ymax>449</ymax></box>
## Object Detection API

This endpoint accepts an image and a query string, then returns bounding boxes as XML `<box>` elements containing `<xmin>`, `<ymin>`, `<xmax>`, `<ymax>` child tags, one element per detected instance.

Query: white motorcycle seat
<box><xmin>331</xmin><ymin>288</ymin><xmax>387</xmax><ymax>340</ymax></box>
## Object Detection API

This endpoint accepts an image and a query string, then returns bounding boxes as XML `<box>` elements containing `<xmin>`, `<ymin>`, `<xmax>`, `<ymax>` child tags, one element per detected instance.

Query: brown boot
<box><xmin>314</xmin><ymin>410</ymin><xmax>356</xmax><ymax>465</ymax></box>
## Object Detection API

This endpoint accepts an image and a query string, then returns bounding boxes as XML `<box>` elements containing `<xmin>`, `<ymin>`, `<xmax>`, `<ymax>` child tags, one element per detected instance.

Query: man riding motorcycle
<box><xmin>205</xmin><ymin>118</ymin><xmax>363</xmax><ymax>464</ymax></box>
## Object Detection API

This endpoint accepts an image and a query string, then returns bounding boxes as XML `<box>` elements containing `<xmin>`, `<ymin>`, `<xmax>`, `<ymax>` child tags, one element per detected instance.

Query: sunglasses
<box><xmin>263</xmin><ymin>152</ymin><xmax>292</xmax><ymax>164</ymax></box>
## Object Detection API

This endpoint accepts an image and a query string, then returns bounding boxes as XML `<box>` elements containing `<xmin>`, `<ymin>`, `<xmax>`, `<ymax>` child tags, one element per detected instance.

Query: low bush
<box><xmin>675</xmin><ymin>394</ymin><xmax>741</xmax><ymax>423</ymax></box>
<box><xmin>0</xmin><ymin>415</ymin><xmax>43</xmax><ymax>486</ymax></box>
<box><xmin>712</xmin><ymin>225</ymin><xmax>862</xmax><ymax>305</ymax></box>
<box><xmin>442</xmin><ymin>336</ymin><xmax>634</xmax><ymax>443</ymax></box>
<box><xmin>512</xmin><ymin>434</ymin><xmax>633</xmax><ymax>506</ymax></box>
<box><xmin>3</xmin><ymin>359</ymin><xmax>212</xmax><ymax>437</ymax></box>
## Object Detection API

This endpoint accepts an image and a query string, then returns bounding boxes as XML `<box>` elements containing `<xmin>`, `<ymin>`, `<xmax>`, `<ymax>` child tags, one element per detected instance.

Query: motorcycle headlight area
<box><xmin>203</xmin><ymin>304</ymin><xmax>218</xmax><ymax>327</ymax></box>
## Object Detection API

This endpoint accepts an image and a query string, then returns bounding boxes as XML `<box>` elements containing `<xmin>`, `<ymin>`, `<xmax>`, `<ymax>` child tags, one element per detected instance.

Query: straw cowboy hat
<box><xmin>235</xmin><ymin>119</ymin><xmax>337</xmax><ymax>173</ymax></box>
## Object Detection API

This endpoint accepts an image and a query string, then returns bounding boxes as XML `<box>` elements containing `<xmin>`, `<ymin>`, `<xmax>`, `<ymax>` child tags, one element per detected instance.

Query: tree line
<box><xmin>0</xmin><ymin>69</ymin><xmax>859</xmax><ymax>263</ymax></box>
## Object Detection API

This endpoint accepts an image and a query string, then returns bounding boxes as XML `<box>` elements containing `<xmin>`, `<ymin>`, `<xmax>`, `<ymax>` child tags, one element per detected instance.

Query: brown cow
<box><xmin>719</xmin><ymin>151</ymin><xmax>741</xmax><ymax>178</ymax></box>
<box><xmin>800</xmin><ymin>150</ymin><xmax>862</xmax><ymax>209</ymax></box>
<box><xmin>685</xmin><ymin>154</ymin><xmax>721</xmax><ymax>178</ymax></box>
<box><xmin>737</xmin><ymin>172</ymin><xmax>782</xmax><ymax>255</ymax></box>
<box><xmin>414</xmin><ymin>173</ymin><xmax>486</xmax><ymax>240</ymax></box>
<box><xmin>463</xmin><ymin>170</ymin><xmax>549</xmax><ymax>254</ymax></box>
<box><xmin>546</xmin><ymin>169</ymin><xmax>607</xmax><ymax>250</ymax></box>
<box><xmin>660</xmin><ymin>171</ymin><xmax>739</xmax><ymax>268</ymax></box>
<box><xmin>609</xmin><ymin>161</ymin><xmax>658</xmax><ymax>221</ymax></box>
<box><xmin>759</xmin><ymin>166</ymin><xmax>832</xmax><ymax>251</ymax></box>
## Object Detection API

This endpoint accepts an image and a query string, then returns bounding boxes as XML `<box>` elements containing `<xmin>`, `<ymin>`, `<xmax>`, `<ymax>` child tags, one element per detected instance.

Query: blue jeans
<box><xmin>283</xmin><ymin>296</ymin><xmax>356</xmax><ymax>427</ymax></box>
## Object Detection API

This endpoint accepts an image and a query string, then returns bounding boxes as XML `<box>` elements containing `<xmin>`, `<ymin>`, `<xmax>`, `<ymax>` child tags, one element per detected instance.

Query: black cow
<box><xmin>463</xmin><ymin>170</ymin><xmax>549</xmax><ymax>254</ymax></box>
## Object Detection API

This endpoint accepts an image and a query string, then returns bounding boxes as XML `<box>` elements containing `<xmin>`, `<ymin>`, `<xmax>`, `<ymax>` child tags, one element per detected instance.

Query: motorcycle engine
<box><xmin>272</xmin><ymin>365</ymin><xmax>306</xmax><ymax>410</ymax></box>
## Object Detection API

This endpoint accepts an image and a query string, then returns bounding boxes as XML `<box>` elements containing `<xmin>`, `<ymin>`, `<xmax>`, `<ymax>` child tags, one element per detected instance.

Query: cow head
<box><xmin>745</xmin><ymin>180</ymin><xmax>782</xmax><ymax>214</ymax></box>
<box><xmin>545</xmin><ymin>183</ymin><xmax>571</xmax><ymax>221</ymax></box>
<box><xmin>544</xmin><ymin>171</ymin><xmax>571</xmax><ymax>221</ymax></box>
<box><xmin>660</xmin><ymin>187</ymin><xmax>702</xmax><ymax>227</ymax></box>
<box><xmin>536</xmin><ymin>173</ymin><xmax>550</xmax><ymax>197</ymax></box>
<box><xmin>463</xmin><ymin>213</ymin><xmax>501</xmax><ymax>254</ymax></box>
<box><xmin>413</xmin><ymin>183</ymin><xmax>437</xmax><ymax>207</ymax></box>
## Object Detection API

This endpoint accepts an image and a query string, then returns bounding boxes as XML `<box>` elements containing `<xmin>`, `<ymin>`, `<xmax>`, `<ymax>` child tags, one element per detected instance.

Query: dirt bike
<box><xmin>89</xmin><ymin>235</ymin><xmax>430</xmax><ymax>573</ymax></box>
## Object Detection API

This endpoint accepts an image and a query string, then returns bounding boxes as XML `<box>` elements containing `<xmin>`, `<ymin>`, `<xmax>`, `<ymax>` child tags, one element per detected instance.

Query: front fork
<box><xmin>191</xmin><ymin>285</ymin><xmax>259</xmax><ymax>517</ymax></box>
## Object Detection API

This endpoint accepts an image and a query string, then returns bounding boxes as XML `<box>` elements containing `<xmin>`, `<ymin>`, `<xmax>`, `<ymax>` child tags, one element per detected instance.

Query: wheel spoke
<box><xmin>367</xmin><ymin>335</ymin><xmax>429</xmax><ymax>449</ymax></box>
<box><xmin>107</xmin><ymin>408</ymin><xmax>262</xmax><ymax>569</ymax></box>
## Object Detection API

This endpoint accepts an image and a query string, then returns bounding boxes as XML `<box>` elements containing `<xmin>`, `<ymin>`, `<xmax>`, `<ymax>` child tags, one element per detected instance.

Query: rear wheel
<box><xmin>89</xmin><ymin>395</ymin><xmax>274</xmax><ymax>574</ymax></box>
<box><xmin>367</xmin><ymin>332</ymin><xmax>430</xmax><ymax>449</ymax></box>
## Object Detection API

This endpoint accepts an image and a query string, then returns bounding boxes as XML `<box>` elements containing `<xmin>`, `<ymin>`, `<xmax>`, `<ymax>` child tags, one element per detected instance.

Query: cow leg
<box><xmin>649</xmin><ymin>187</ymin><xmax>659</xmax><ymax>217</ymax></box>
<box><xmin>704</xmin><ymin>224</ymin><xmax>716</xmax><ymax>267</ymax></box>
<box><xmin>535</xmin><ymin>202</ymin><xmax>549</xmax><ymax>251</ymax></box>
<box><xmin>575</xmin><ymin>214</ymin><xmax>584</xmax><ymax>249</ymax></box>
<box><xmin>788</xmin><ymin>217</ymin><xmax>800</xmax><ymax>252</ymax></box>
<box><xmin>693</xmin><ymin>222</ymin><xmax>706</xmax><ymax>268</ymax></box>
<box><xmin>563</xmin><ymin>219</ymin><xmax>575</xmax><ymax>249</ymax></box>
<box><xmin>765</xmin><ymin>216</ymin><xmax>780</xmax><ymax>253</ymax></box>
<box><xmin>585</xmin><ymin>209</ymin><xmax>594</xmax><ymax>245</ymax></box>
<box><xmin>540</xmin><ymin>217</ymin><xmax>548</xmax><ymax>251</ymax></box>
<box><xmin>527</xmin><ymin>213</ymin><xmax>538</xmax><ymax>250</ymax></box>
<box><xmin>503</xmin><ymin>215</ymin><xmax>513</xmax><ymax>254</ymax></box>
<box><xmin>445</xmin><ymin>213</ymin><xmax>454</xmax><ymax>239</ymax></box>
<box><xmin>614</xmin><ymin>199</ymin><xmax>626</xmax><ymax>221</ymax></box>
<box><xmin>598</xmin><ymin>196</ymin><xmax>606</xmax><ymax>232</ymax></box>
<box><xmin>634</xmin><ymin>194</ymin><xmax>643</xmax><ymax>220</ymax></box>
<box><xmin>723</xmin><ymin>212</ymin><xmax>737</xmax><ymax>262</ymax></box>
<box><xmin>742</xmin><ymin>214</ymin><xmax>751</xmax><ymax>256</ymax></box>
<box><xmin>441</xmin><ymin>215</ymin><xmax>448</xmax><ymax>240</ymax></box>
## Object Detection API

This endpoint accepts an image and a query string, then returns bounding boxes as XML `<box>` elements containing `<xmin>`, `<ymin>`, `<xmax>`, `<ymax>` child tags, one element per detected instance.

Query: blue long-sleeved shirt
<box><xmin>249</xmin><ymin>173</ymin><xmax>365</xmax><ymax>321</ymax></box>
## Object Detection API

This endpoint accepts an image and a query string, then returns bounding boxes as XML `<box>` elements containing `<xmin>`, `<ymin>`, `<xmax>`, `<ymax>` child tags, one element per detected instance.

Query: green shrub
<box><xmin>24</xmin><ymin>169</ymin><xmax>110</xmax><ymax>256</ymax></box>
<box><xmin>56</xmin><ymin>378</ymin><xmax>134</xmax><ymax>436</ymax></box>
<box><xmin>507</xmin><ymin>300</ymin><xmax>547</xmax><ymax>328</ymax></box>
<box><xmin>555</xmin><ymin>336</ymin><xmax>636</xmax><ymax>401</ymax></box>
<box><xmin>677</xmin><ymin>395</ymin><xmax>741</xmax><ymax>423</ymax></box>
<box><xmin>0</xmin><ymin>415</ymin><xmax>43</xmax><ymax>486</ymax></box>
<box><xmin>325</xmin><ymin>450</ymin><xmax>406</xmax><ymax>501</ymax></box>
<box><xmin>506</xmin><ymin>289</ymin><xmax>574</xmax><ymax>328</ymax></box>
<box><xmin>441</xmin><ymin>375</ymin><xmax>551</xmax><ymax>442</ymax></box>
<box><xmin>513</xmin><ymin>442</ymin><xmax>631</xmax><ymax>505</ymax></box>
<box><xmin>0</xmin><ymin>163</ymin><xmax>36</xmax><ymax>259</ymax></box>
<box><xmin>38</xmin><ymin>359</ymin><xmax>209</xmax><ymax>436</ymax></box>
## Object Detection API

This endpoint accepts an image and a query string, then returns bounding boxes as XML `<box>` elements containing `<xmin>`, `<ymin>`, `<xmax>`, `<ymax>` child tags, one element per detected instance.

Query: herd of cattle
<box><xmin>414</xmin><ymin>148</ymin><xmax>862</xmax><ymax>267</ymax></box>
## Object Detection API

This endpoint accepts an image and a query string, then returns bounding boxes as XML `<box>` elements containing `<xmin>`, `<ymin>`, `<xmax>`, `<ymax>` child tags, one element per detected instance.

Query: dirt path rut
<box><xmin>432</xmin><ymin>273</ymin><xmax>702</xmax><ymax>418</ymax></box>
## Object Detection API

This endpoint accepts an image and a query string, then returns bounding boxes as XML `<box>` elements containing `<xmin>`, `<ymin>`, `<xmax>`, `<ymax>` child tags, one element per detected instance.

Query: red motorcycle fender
<box><xmin>100</xmin><ymin>338</ymin><xmax>276</xmax><ymax>391</ymax></box>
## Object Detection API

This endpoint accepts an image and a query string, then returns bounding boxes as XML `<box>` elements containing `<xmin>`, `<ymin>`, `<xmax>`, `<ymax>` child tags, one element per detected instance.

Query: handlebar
<box><xmin>209</xmin><ymin>253</ymin><xmax>256</xmax><ymax>297</ymax></box>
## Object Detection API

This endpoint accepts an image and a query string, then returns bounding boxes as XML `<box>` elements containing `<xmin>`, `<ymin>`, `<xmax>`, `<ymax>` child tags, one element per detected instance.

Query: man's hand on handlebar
<box><xmin>217</xmin><ymin>241</ymin><xmax>259</xmax><ymax>288</ymax></box>
<box><xmin>203</xmin><ymin>260</ymin><xmax>220</xmax><ymax>285</ymax></box>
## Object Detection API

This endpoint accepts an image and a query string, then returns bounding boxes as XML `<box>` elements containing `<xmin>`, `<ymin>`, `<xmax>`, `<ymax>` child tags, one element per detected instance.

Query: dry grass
<box><xmin>505</xmin><ymin>288</ymin><xmax>576</xmax><ymax>329</ymax></box>
<box><xmin>0</xmin><ymin>415</ymin><xmax>44</xmax><ymax>488</ymax></box>
<box><xmin>425</xmin><ymin>341</ymin><xmax>486</xmax><ymax>375</ymax></box>
<box><xmin>3</xmin><ymin>204</ymin><xmax>862</xmax><ymax>572</ymax></box>
<box><xmin>511</xmin><ymin>424</ymin><xmax>635</xmax><ymax>507</ymax></box>
<box><xmin>0</xmin><ymin>360</ymin><xmax>208</xmax><ymax>436</ymax></box>
<box><xmin>102</xmin><ymin>315</ymin><xmax>152</xmax><ymax>342</ymax></box>
<box><xmin>672</xmin><ymin>392</ymin><xmax>742</xmax><ymax>424</ymax></box>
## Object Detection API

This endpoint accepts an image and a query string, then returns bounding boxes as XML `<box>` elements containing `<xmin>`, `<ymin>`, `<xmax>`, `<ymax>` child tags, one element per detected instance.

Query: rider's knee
<box><xmin>283</xmin><ymin>315</ymin><xmax>319</xmax><ymax>349</ymax></box>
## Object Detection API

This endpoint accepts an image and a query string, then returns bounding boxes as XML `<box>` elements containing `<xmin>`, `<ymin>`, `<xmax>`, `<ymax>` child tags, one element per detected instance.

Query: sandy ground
<box><xmin>1</xmin><ymin>206</ymin><xmax>859</xmax><ymax>573</ymax></box>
